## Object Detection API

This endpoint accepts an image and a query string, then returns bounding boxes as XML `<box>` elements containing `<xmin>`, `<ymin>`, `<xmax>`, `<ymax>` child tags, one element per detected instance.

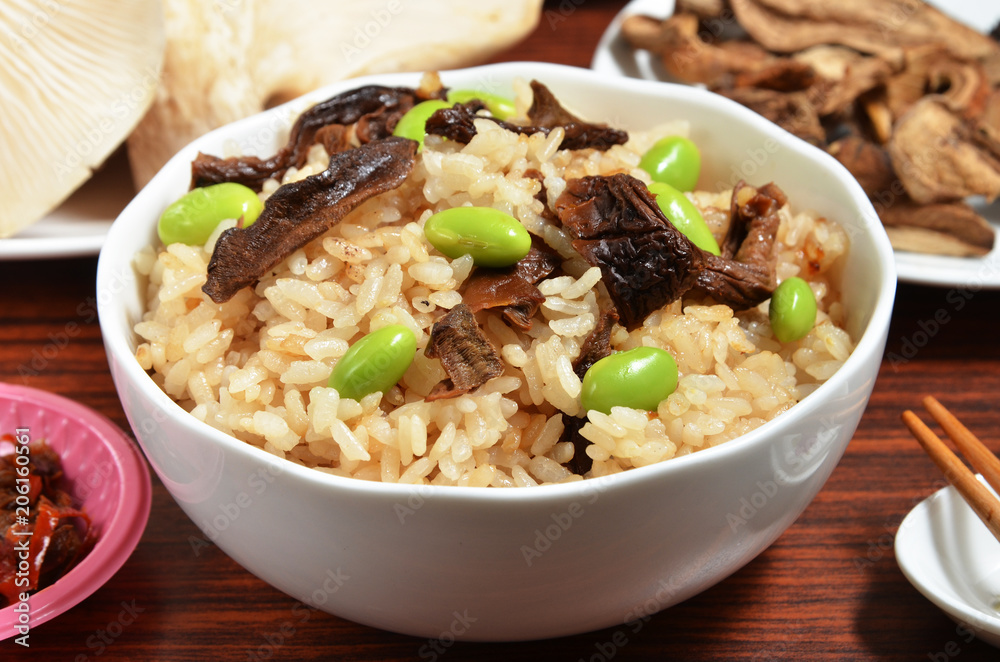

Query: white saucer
<box><xmin>895</xmin><ymin>477</ymin><xmax>1000</xmax><ymax>648</ymax></box>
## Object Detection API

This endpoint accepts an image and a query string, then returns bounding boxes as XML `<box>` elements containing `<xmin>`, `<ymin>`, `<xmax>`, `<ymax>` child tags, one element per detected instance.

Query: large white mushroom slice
<box><xmin>0</xmin><ymin>0</ymin><xmax>165</xmax><ymax>237</ymax></box>
<box><xmin>126</xmin><ymin>0</ymin><xmax>544</xmax><ymax>186</ymax></box>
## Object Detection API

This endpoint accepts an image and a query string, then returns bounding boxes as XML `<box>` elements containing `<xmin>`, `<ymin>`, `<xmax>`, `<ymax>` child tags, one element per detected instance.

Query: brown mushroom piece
<box><xmin>884</xmin><ymin>45</ymin><xmax>992</xmax><ymax>122</ymax></box>
<box><xmin>621</xmin><ymin>13</ymin><xmax>772</xmax><ymax>86</ymax></box>
<box><xmin>203</xmin><ymin>137</ymin><xmax>417</xmax><ymax>303</ymax></box>
<box><xmin>425</xmin><ymin>81</ymin><xmax>628</xmax><ymax>152</ymax></box>
<box><xmin>191</xmin><ymin>86</ymin><xmax>424</xmax><ymax>191</ymax></box>
<box><xmin>424</xmin><ymin>304</ymin><xmax>505</xmax><ymax>401</ymax></box>
<box><xmin>827</xmin><ymin>134</ymin><xmax>898</xmax><ymax>198</ymax></box>
<box><xmin>554</xmin><ymin>174</ymin><xmax>778</xmax><ymax>329</ymax></box>
<box><xmin>462</xmin><ymin>241</ymin><xmax>562</xmax><ymax>331</ymax></box>
<box><xmin>571</xmin><ymin>306</ymin><xmax>620</xmax><ymax>380</ymax></box>
<box><xmin>713</xmin><ymin>87</ymin><xmax>826</xmax><ymax>145</ymax></box>
<box><xmin>730</xmin><ymin>0</ymin><xmax>998</xmax><ymax>64</ymax></box>
<box><xmin>877</xmin><ymin>198</ymin><xmax>995</xmax><ymax>257</ymax></box>
<box><xmin>792</xmin><ymin>46</ymin><xmax>893</xmax><ymax>117</ymax></box>
<box><xmin>888</xmin><ymin>97</ymin><xmax>1000</xmax><ymax>204</ymax></box>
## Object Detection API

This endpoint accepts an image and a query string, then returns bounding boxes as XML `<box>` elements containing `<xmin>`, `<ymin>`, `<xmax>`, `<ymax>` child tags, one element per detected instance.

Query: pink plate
<box><xmin>0</xmin><ymin>383</ymin><xmax>152</xmax><ymax>640</ymax></box>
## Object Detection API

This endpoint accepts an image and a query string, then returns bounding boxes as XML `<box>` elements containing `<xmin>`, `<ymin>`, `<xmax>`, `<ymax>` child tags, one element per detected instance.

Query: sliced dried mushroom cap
<box><xmin>792</xmin><ymin>47</ymin><xmax>893</xmax><ymax>117</ymax></box>
<box><xmin>0</xmin><ymin>0</ymin><xmax>165</xmax><ymax>237</ymax></box>
<box><xmin>878</xmin><ymin>199</ymin><xmax>995</xmax><ymax>257</ymax></box>
<box><xmin>714</xmin><ymin>87</ymin><xmax>825</xmax><ymax>145</ymax></box>
<box><xmin>827</xmin><ymin>134</ymin><xmax>897</xmax><ymax>197</ymax></box>
<box><xmin>885</xmin><ymin>45</ymin><xmax>992</xmax><ymax>121</ymax></box>
<box><xmin>675</xmin><ymin>0</ymin><xmax>727</xmax><ymax>20</ymax></box>
<box><xmin>203</xmin><ymin>137</ymin><xmax>417</xmax><ymax>303</ymax></box>
<box><xmin>424</xmin><ymin>304</ymin><xmax>504</xmax><ymax>401</ymax></box>
<box><xmin>127</xmin><ymin>0</ymin><xmax>544</xmax><ymax>186</ymax></box>
<box><xmin>888</xmin><ymin>97</ymin><xmax>1000</xmax><ymax>204</ymax></box>
<box><xmin>732</xmin><ymin>0</ymin><xmax>998</xmax><ymax>63</ymax></box>
<box><xmin>621</xmin><ymin>13</ymin><xmax>771</xmax><ymax>85</ymax></box>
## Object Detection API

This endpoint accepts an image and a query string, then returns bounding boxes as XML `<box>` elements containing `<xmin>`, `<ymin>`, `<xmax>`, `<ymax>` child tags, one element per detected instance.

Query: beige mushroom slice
<box><xmin>730</xmin><ymin>0</ymin><xmax>999</xmax><ymax>65</ymax></box>
<box><xmin>888</xmin><ymin>97</ymin><xmax>1000</xmax><ymax>204</ymax></box>
<box><xmin>127</xmin><ymin>0</ymin><xmax>544</xmax><ymax>186</ymax></box>
<box><xmin>827</xmin><ymin>134</ymin><xmax>896</xmax><ymax>197</ymax></box>
<box><xmin>0</xmin><ymin>0</ymin><xmax>165</xmax><ymax>238</ymax></box>
<box><xmin>885</xmin><ymin>45</ymin><xmax>991</xmax><ymax>122</ymax></box>
<box><xmin>621</xmin><ymin>13</ymin><xmax>772</xmax><ymax>86</ymax></box>
<box><xmin>878</xmin><ymin>199</ymin><xmax>995</xmax><ymax>257</ymax></box>
<box><xmin>793</xmin><ymin>46</ymin><xmax>893</xmax><ymax>117</ymax></box>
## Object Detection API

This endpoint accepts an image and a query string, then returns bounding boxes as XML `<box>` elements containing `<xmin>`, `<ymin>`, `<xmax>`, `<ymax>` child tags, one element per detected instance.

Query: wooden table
<box><xmin>5</xmin><ymin>2</ymin><xmax>1000</xmax><ymax>659</ymax></box>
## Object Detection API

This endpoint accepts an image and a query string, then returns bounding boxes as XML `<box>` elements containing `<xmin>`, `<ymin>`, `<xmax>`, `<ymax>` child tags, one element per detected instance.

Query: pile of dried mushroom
<box><xmin>623</xmin><ymin>0</ymin><xmax>1000</xmax><ymax>256</ymax></box>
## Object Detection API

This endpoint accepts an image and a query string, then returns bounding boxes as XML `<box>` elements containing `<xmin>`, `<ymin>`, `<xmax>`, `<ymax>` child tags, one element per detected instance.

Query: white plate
<box><xmin>895</xmin><ymin>478</ymin><xmax>1000</xmax><ymax>648</ymax></box>
<box><xmin>0</xmin><ymin>149</ymin><xmax>135</xmax><ymax>260</ymax></box>
<box><xmin>592</xmin><ymin>0</ymin><xmax>1000</xmax><ymax>289</ymax></box>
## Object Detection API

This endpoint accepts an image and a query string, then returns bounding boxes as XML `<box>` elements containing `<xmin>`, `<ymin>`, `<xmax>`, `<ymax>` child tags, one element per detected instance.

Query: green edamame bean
<box><xmin>446</xmin><ymin>89</ymin><xmax>516</xmax><ymax>120</ymax></box>
<box><xmin>769</xmin><ymin>277</ymin><xmax>817</xmax><ymax>343</ymax></box>
<box><xmin>392</xmin><ymin>99</ymin><xmax>452</xmax><ymax>150</ymax></box>
<box><xmin>648</xmin><ymin>182</ymin><xmax>721</xmax><ymax>255</ymax></box>
<box><xmin>157</xmin><ymin>182</ymin><xmax>263</xmax><ymax>246</ymax></box>
<box><xmin>639</xmin><ymin>135</ymin><xmax>701</xmax><ymax>192</ymax></box>
<box><xmin>424</xmin><ymin>207</ymin><xmax>531</xmax><ymax>267</ymax></box>
<box><xmin>580</xmin><ymin>347</ymin><xmax>679</xmax><ymax>415</ymax></box>
<box><xmin>328</xmin><ymin>325</ymin><xmax>417</xmax><ymax>401</ymax></box>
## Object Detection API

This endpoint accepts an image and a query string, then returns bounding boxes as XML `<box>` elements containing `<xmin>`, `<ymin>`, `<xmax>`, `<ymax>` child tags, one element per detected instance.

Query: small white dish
<box><xmin>0</xmin><ymin>150</ymin><xmax>134</xmax><ymax>261</ymax></box>
<box><xmin>591</xmin><ymin>0</ymin><xmax>1000</xmax><ymax>289</ymax></box>
<box><xmin>895</xmin><ymin>477</ymin><xmax>1000</xmax><ymax>648</ymax></box>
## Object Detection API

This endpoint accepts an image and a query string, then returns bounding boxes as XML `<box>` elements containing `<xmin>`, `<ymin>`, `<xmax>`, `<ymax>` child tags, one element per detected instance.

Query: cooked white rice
<box><xmin>133</xmin><ymin>80</ymin><xmax>853</xmax><ymax>487</ymax></box>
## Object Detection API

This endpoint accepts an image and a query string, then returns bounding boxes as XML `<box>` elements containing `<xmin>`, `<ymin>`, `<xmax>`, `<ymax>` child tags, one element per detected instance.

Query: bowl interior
<box><xmin>0</xmin><ymin>383</ymin><xmax>151</xmax><ymax>639</ymax></box>
<box><xmin>98</xmin><ymin>61</ymin><xmax>894</xmax><ymax>490</ymax></box>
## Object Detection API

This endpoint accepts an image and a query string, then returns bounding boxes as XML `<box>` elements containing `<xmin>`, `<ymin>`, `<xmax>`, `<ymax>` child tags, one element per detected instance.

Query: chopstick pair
<box><xmin>902</xmin><ymin>396</ymin><xmax>1000</xmax><ymax>544</ymax></box>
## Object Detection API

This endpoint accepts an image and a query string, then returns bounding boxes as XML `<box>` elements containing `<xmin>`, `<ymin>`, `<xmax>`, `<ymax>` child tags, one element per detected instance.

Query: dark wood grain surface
<box><xmin>5</xmin><ymin>1</ymin><xmax>1000</xmax><ymax>659</ymax></box>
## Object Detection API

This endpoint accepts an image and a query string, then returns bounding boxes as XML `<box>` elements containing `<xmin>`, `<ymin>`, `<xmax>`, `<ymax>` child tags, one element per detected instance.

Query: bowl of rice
<box><xmin>97</xmin><ymin>62</ymin><xmax>894</xmax><ymax>641</ymax></box>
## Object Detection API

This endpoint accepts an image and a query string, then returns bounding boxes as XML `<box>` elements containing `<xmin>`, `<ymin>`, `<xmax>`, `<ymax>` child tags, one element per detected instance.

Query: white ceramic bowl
<box><xmin>96</xmin><ymin>62</ymin><xmax>895</xmax><ymax>641</ymax></box>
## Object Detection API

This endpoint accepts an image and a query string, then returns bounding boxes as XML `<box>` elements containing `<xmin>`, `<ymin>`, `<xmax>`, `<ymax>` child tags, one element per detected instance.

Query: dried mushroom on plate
<box><xmin>622</xmin><ymin>0</ymin><xmax>1000</xmax><ymax>257</ymax></box>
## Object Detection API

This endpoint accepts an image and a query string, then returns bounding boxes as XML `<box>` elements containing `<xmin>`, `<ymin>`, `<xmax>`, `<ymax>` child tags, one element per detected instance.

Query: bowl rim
<box><xmin>0</xmin><ymin>383</ymin><xmax>152</xmax><ymax>639</ymax></box>
<box><xmin>96</xmin><ymin>61</ymin><xmax>896</xmax><ymax>504</ymax></box>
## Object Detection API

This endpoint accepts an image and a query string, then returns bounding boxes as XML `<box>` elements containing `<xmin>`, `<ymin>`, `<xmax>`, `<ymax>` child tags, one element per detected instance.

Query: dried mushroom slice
<box><xmin>424</xmin><ymin>304</ymin><xmax>504</xmax><ymax>401</ymax></box>
<box><xmin>878</xmin><ymin>198</ymin><xmax>995</xmax><ymax>257</ymax></box>
<box><xmin>191</xmin><ymin>85</ymin><xmax>422</xmax><ymax>191</ymax></box>
<box><xmin>888</xmin><ymin>98</ymin><xmax>1000</xmax><ymax>204</ymax></box>
<box><xmin>621</xmin><ymin>13</ymin><xmax>772</xmax><ymax>85</ymax></box>
<box><xmin>425</xmin><ymin>81</ymin><xmax>628</xmax><ymax>152</ymax></box>
<box><xmin>554</xmin><ymin>174</ymin><xmax>778</xmax><ymax>329</ymax></box>
<box><xmin>0</xmin><ymin>0</ymin><xmax>165</xmax><ymax>237</ymax></box>
<box><xmin>730</xmin><ymin>0</ymin><xmax>998</xmax><ymax>63</ymax></box>
<box><xmin>203</xmin><ymin>137</ymin><xmax>417</xmax><ymax>303</ymax></box>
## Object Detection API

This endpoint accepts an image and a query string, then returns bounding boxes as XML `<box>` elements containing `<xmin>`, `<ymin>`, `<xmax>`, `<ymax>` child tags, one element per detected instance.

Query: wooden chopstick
<box><xmin>901</xmin><ymin>408</ymin><xmax>1000</xmax><ymax>544</ymax></box>
<box><xmin>922</xmin><ymin>395</ymin><xmax>1000</xmax><ymax>498</ymax></box>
